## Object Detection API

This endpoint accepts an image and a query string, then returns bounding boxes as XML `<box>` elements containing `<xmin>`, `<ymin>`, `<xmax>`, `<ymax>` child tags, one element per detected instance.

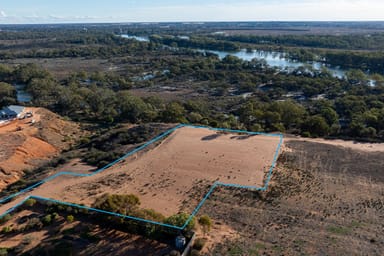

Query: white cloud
<box><xmin>0</xmin><ymin>10</ymin><xmax>7</xmax><ymax>17</ymax></box>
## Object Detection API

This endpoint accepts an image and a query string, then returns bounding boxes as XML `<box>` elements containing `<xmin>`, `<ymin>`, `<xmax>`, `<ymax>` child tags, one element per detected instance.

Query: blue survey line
<box><xmin>0</xmin><ymin>124</ymin><xmax>283</xmax><ymax>231</ymax></box>
<box><xmin>29</xmin><ymin>195</ymin><xmax>183</xmax><ymax>230</ymax></box>
<box><xmin>179</xmin><ymin>131</ymin><xmax>284</xmax><ymax>228</ymax></box>
<box><xmin>181</xmin><ymin>182</ymin><xmax>219</xmax><ymax>230</ymax></box>
<box><xmin>0</xmin><ymin>196</ymin><xmax>31</xmax><ymax>218</ymax></box>
<box><xmin>0</xmin><ymin>124</ymin><xmax>184</xmax><ymax>204</ymax></box>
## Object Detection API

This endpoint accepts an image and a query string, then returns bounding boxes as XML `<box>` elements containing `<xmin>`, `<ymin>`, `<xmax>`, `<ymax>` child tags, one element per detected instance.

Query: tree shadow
<box><xmin>201</xmin><ymin>134</ymin><xmax>222</xmax><ymax>141</ymax></box>
<box><xmin>230</xmin><ymin>134</ymin><xmax>257</xmax><ymax>140</ymax></box>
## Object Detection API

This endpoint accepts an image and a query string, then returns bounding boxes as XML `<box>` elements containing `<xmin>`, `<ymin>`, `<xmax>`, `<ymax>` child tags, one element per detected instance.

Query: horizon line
<box><xmin>1</xmin><ymin>20</ymin><xmax>384</xmax><ymax>26</ymax></box>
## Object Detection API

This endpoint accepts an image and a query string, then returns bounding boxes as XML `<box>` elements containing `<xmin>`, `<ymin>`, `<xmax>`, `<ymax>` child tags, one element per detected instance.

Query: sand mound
<box><xmin>0</xmin><ymin>107</ymin><xmax>82</xmax><ymax>190</ymax></box>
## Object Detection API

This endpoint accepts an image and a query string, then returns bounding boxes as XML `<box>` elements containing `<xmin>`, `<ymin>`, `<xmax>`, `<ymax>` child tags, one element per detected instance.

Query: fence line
<box><xmin>0</xmin><ymin>124</ymin><xmax>283</xmax><ymax>230</ymax></box>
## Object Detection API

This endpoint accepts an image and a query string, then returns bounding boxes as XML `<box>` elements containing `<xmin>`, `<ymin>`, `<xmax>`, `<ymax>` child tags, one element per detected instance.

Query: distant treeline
<box><xmin>1</xmin><ymin>27</ymin><xmax>384</xmax><ymax>141</ymax></box>
<box><xmin>149</xmin><ymin>35</ymin><xmax>240</xmax><ymax>52</ymax></box>
<box><xmin>1</xmin><ymin>62</ymin><xmax>384</xmax><ymax>142</ymax></box>
<box><xmin>217</xmin><ymin>33</ymin><xmax>384</xmax><ymax>50</ymax></box>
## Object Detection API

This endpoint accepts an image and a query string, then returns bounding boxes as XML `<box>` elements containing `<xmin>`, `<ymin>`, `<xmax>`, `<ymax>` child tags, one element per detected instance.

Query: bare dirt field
<box><xmin>0</xmin><ymin>126</ymin><xmax>280</xmax><ymax>219</ymax></box>
<box><xmin>0</xmin><ymin>108</ymin><xmax>82</xmax><ymax>190</ymax></box>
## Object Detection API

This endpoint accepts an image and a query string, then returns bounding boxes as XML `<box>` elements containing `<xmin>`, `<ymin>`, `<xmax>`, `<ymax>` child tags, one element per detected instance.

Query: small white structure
<box><xmin>0</xmin><ymin>105</ymin><xmax>25</xmax><ymax>120</ymax></box>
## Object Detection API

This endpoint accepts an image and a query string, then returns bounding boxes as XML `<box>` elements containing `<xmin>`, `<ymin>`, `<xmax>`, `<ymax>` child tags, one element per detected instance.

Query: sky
<box><xmin>0</xmin><ymin>0</ymin><xmax>384</xmax><ymax>24</ymax></box>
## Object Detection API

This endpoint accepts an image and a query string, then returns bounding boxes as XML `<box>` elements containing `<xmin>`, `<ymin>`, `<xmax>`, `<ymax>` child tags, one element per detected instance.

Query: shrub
<box><xmin>1</xmin><ymin>226</ymin><xmax>12</xmax><ymax>233</ymax></box>
<box><xmin>193</xmin><ymin>238</ymin><xmax>207</xmax><ymax>251</ymax></box>
<box><xmin>198</xmin><ymin>215</ymin><xmax>212</xmax><ymax>234</ymax></box>
<box><xmin>0</xmin><ymin>214</ymin><xmax>12</xmax><ymax>224</ymax></box>
<box><xmin>92</xmin><ymin>194</ymin><xmax>140</xmax><ymax>215</ymax></box>
<box><xmin>133</xmin><ymin>208</ymin><xmax>165</xmax><ymax>222</ymax></box>
<box><xmin>25</xmin><ymin>217</ymin><xmax>43</xmax><ymax>230</ymax></box>
<box><xmin>24</xmin><ymin>198</ymin><xmax>37</xmax><ymax>207</ymax></box>
<box><xmin>0</xmin><ymin>248</ymin><xmax>8</xmax><ymax>256</ymax></box>
<box><xmin>52</xmin><ymin>212</ymin><xmax>60</xmax><ymax>221</ymax></box>
<box><xmin>66</xmin><ymin>215</ymin><xmax>74</xmax><ymax>223</ymax></box>
<box><xmin>164</xmin><ymin>213</ymin><xmax>195</xmax><ymax>232</ymax></box>
<box><xmin>190</xmin><ymin>249</ymin><xmax>201</xmax><ymax>256</ymax></box>
<box><xmin>42</xmin><ymin>214</ymin><xmax>52</xmax><ymax>225</ymax></box>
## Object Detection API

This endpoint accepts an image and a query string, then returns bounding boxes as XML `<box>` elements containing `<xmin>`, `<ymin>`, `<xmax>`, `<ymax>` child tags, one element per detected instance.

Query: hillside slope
<box><xmin>0</xmin><ymin>108</ymin><xmax>82</xmax><ymax>190</ymax></box>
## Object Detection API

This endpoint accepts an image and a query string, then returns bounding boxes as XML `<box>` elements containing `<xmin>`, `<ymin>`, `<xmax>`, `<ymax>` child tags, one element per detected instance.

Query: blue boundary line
<box><xmin>0</xmin><ymin>124</ymin><xmax>283</xmax><ymax>231</ymax></box>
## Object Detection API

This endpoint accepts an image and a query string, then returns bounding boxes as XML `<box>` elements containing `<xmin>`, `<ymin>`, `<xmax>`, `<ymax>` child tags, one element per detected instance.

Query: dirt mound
<box><xmin>0</xmin><ymin>107</ymin><xmax>82</xmax><ymax>190</ymax></box>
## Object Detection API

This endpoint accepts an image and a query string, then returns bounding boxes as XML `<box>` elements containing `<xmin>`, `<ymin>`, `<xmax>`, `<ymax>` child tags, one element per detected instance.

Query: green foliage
<box><xmin>1</xmin><ymin>226</ymin><xmax>12</xmax><ymax>233</ymax></box>
<box><xmin>133</xmin><ymin>208</ymin><xmax>165</xmax><ymax>222</ymax></box>
<box><xmin>42</xmin><ymin>214</ymin><xmax>52</xmax><ymax>225</ymax></box>
<box><xmin>0</xmin><ymin>82</ymin><xmax>17</xmax><ymax>108</ymax></box>
<box><xmin>164</xmin><ymin>213</ymin><xmax>195</xmax><ymax>231</ymax></box>
<box><xmin>161</xmin><ymin>102</ymin><xmax>187</xmax><ymax>123</ymax></box>
<box><xmin>302</xmin><ymin>115</ymin><xmax>330</xmax><ymax>137</ymax></box>
<box><xmin>92</xmin><ymin>194</ymin><xmax>140</xmax><ymax>215</ymax></box>
<box><xmin>198</xmin><ymin>215</ymin><xmax>212</xmax><ymax>234</ymax></box>
<box><xmin>0</xmin><ymin>27</ymin><xmax>382</xmax><ymax>143</ymax></box>
<box><xmin>0</xmin><ymin>214</ymin><xmax>12</xmax><ymax>224</ymax></box>
<box><xmin>327</xmin><ymin>225</ymin><xmax>352</xmax><ymax>235</ymax></box>
<box><xmin>52</xmin><ymin>212</ymin><xmax>60</xmax><ymax>221</ymax></box>
<box><xmin>24</xmin><ymin>198</ymin><xmax>37</xmax><ymax>207</ymax></box>
<box><xmin>0</xmin><ymin>248</ymin><xmax>8</xmax><ymax>256</ymax></box>
<box><xmin>25</xmin><ymin>217</ymin><xmax>43</xmax><ymax>230</ymax></box>
<box><xmin>66</xmin><ymin>215</ymin><xmax>75</xmax><ymax>223</ymax></box>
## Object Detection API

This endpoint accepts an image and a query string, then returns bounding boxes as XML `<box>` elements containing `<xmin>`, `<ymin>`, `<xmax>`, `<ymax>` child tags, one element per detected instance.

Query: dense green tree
<box><xmin>0</xmin><ymin>82</ymin><xmax>17</xmax><ymax>108</ymax></box>
<box><xmin>302</xmin><ymin>115</ymin><xmax>330</xmax><ymax>137</ymax></box>
<box><xmin>161</xmin><ymin>102</ymin><xmax>187</xmax><ymax>123</ymax></box>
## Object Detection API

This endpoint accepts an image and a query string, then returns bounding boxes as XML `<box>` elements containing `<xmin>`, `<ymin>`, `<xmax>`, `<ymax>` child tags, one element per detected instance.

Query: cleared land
<box><xmin>0</xmin><ymin>126</ymin><xmax>280</xmax><ymax>218</ymax></box>
<box><xmin>0</xmin><ymin>108</ymin><xmax>82</xmax><ymax>190</ymax></box>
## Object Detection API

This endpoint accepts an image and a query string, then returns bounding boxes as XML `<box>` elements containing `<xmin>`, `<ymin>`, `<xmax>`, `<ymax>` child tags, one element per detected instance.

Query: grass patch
<box><xmin>327</xmin><ymin>225</ymin><xmax>351</xmax><ymax>235</ymax></box>
<box><xmin>228</xmin><ymin>245</ymin><xmax>244</xmax><ymax>255</ymax></box>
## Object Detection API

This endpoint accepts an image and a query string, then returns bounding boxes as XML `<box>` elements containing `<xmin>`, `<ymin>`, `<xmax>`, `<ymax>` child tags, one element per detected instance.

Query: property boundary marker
<box><xmin>0</xmin><ymin>124</ymin><xmax>283</xmax><ymax>231</ymax></box>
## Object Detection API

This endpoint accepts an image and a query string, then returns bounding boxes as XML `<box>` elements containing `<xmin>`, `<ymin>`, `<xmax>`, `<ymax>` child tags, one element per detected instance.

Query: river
<box><xmin>120</xmin><ymin>34</ymin><xmax>149</xmax><ymax>42</ymax></box>
<box><xmin>199</xmin><ymin>49</ymin><xmax>347</xmax><ymax>79</ymax></box>
<box><xmin>14</xmin><ymin>84</ymin><xmax>32</xmax><ymax>103</ymax></box>
<box><xmin>121</xmin><ymin>34</ymin><xmax>378</xmax><ymax>85</ymax></box>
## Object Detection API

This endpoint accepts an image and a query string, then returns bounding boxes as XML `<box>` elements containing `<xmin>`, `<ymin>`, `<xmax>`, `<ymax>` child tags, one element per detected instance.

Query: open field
<box><xmin>199</xmin><ymin>138</ymin><xmax>384</xmax><ymax>255</ymax></box>
<box><xmin>0</xmin><ymin>58</ymin><xmax>115</xmax><ymax>80</ymax></box>
<box><xmin>0</xmin><ymin>126</ymin><xmax>280</xmax><ymax>219</ymax></box>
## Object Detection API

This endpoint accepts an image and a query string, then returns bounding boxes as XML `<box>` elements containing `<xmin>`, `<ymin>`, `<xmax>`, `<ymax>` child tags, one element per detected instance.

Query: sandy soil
<box><xmin>0</xmin><ymin>126</ymin><xmax>280</xmax><ymax>217</ymax></box>
<box><xmin>196</xmin><ymin>221</ymin><xmax>239</xmax><ymax>255</ymax></box>
<box><xmin>0</xmin><ymin>208</ymin><xmax>174</xmax><ymax>256</ymax></box>
<box><xmin>0</xmin><ymin>108</ymin><xmax>82</xmax><ymax>190</ymax></box>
